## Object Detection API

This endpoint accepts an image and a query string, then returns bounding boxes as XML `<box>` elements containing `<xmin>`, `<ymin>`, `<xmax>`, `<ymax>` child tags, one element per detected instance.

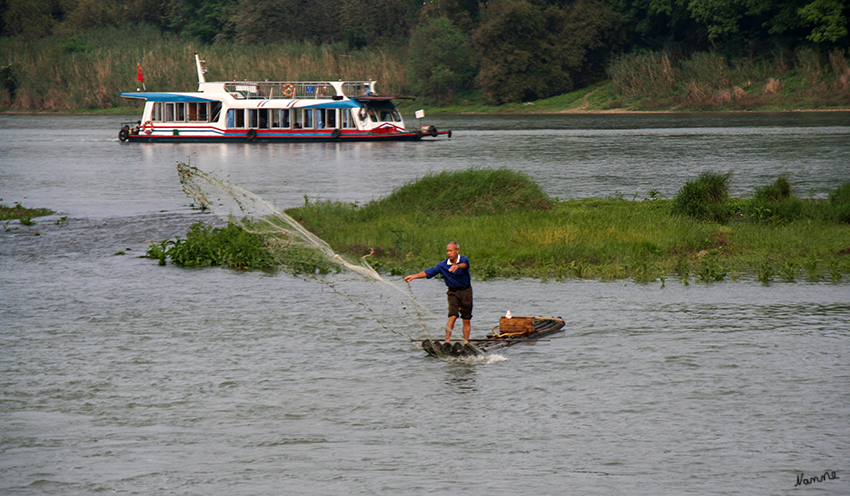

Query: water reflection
<box><xmin>444</xmin><ymin>363</ymin><xmax>478</xmax><ymax>393</ymax></box>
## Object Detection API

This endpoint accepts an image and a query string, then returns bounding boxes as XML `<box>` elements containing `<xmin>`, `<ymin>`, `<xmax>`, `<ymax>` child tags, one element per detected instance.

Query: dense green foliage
<box><xmin>1</xmin><ymin>0</ymin><xmax>848</xmax><ymax>109</ymax></box>
<box><xmin>671</xmin><ymin>171</ymin><xmax>732</xmax><ymax>222</ymax></box>
<box><xmin>407</xmin><ymin>17</ymin><xmax>476</xmax><ymax>104</ymax></box>
<box><xmin>361</xmin><ymin>168</ymin><xmax>554</xmax><ymax>218</ymax></box>
<box><xmin>146</xmin><ymin>221</ymin><xmax>276</xmax><ymax>269</ymax></box>
<box><xmin>745</xmin><ymin>179</ymin><xmax>850</xmax><ymax>225</ymax></box>
<box><xmin>671</xmin><ymin>173</ymin><xmax>850</xmax><ymax>227</ymax></box>
<box><xmin>754</xmin><ymin>174</ymin><xmax>792</xmax><ymax>202</ymax></box>
<box><xmin>473</xmin><ymin>0</ymin><xmax>624</xmax><ymax>103</ymax></box>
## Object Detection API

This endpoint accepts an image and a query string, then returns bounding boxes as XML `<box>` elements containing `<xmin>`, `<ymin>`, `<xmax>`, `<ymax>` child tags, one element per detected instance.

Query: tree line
<box><xmin>1</xmin><ymin>0</ymin><xmax>848</xmax><ymax>104</ymax></box>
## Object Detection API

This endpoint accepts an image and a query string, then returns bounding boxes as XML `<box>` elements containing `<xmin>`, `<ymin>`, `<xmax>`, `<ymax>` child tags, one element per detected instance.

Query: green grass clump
<box><xmin>671</xmin><ymin>171</ymin><xmax>732</xmax><ymax>222</ymax></box>
<box><xmin>754</xmin><ymin>174</ymin><xmax>792</xmax><ymax>202</ymax></box>
<box><xmin>360</xmin><ymin>168</ymin><xmax>554</xmax><ymax>219</ymax></box>
<box><xmin>827</xmin><ymin>183</ymin><xmax>850</xmax><ymax>223</ymax></box>
<box><xmin>0</xmin><ymin>202</ymin><xmax>54</xmax><ymax>221</ymax></box>
<box><xmin>146</xmin><ymin>221</ymin><xmax>277</xmax><ymax>270</ymax></box>
<box><xmin>745</xmin><ymin>178</ymin><xmax>850</xmax><ymax>225</ymax></box>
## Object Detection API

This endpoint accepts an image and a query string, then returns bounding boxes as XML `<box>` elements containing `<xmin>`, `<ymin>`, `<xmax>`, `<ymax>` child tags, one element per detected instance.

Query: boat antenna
<box><xmin>194</xmin><ymin>52</ymin><xmax>207</xmax><ymax>88</ymax></box>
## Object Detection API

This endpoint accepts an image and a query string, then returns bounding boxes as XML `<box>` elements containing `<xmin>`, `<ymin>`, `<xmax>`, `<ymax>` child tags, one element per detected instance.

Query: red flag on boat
<box><xmin>137</xmin><ymin>64</ymin><xmax>144</xmax><ymax>83</ymax></box>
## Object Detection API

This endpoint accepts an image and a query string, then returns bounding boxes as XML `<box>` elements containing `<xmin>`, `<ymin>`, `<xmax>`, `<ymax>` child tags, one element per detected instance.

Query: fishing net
<box><xmin>176</xmin><ymin>162</ymin><xmax>438</xmax><ymax>341</ymax></box>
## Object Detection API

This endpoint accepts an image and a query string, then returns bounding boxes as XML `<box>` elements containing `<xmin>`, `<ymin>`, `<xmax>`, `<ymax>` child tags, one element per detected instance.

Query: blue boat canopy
<box><xmin>301</xmin><ymin>100</ymin><xmax>361</xmax><ymax>109</ymax></box>
<box><xmin>120</xmin><ymin>92</ymin><xmax>217</xmax><ymax>103</ymax></box>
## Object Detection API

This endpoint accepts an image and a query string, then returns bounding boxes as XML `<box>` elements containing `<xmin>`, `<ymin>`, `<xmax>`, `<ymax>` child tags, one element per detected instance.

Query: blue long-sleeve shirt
<box><xmin>423</xmin><ymin>255</ymin><xmax>471</xmax><ymax>289</ymax></box>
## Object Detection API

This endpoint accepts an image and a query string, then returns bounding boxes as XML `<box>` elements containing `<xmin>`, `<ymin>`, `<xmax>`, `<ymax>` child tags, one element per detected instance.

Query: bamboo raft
<box><xmin>418</xmin><ymin>316</ymin><xmax>565</xmax><ymax>358</ymax></box>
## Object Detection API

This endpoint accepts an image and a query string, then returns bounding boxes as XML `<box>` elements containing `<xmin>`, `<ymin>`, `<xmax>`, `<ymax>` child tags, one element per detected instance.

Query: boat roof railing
<box><xmin>219</xmin><ymin>81</ymin><xmax>376</xmax><ymax>100</ymax></box>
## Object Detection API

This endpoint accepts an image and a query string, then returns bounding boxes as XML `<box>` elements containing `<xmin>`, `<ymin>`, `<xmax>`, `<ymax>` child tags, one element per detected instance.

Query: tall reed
<box><xmin>0</xmin><ymin>25</ymin><xmax>410</xmax><ymax>110</ymax></box>
<box><xmin>605</xmin><ymin>48</ymin><xmax>850</xmax><ymax>109</ymax></box>
<box><xmin>607</xmin><ymin>51</ymin><xmax>675</xmax><ymax>97</ymax></box>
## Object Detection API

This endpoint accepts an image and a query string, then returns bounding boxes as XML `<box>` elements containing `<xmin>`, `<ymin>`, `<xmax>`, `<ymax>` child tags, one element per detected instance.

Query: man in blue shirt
<box><xmin>404</xmin><ymin>241</ymin><xmax>472</xmax><ymax>344</ymax></box>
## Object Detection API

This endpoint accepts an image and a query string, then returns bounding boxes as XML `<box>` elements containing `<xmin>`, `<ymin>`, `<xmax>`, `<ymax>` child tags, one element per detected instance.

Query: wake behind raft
<box><xmin>418</xmin><ymin>316</ymin><xmax>565</xmax><ymax>358</ymax></box>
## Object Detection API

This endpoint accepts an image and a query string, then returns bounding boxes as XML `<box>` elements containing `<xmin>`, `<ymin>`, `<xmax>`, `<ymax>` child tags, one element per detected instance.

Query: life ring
<box><xmin>317</xmin><ymin>85</ymin><xmax>327</xmax><ymax>97</ymax></box>
<box><xmin>331</xmin><ymin>129</ymin><xmax>341</xmax><ymax>139</ymax></box>
<box><xmin>118</xmin><ymin>127</ymin><xmax>130</xmax><ymax>142</ymax></box>
<box><xmin>282</xmin><ymin>84</ymin><xmax>294</xmax><ymax>98</ymax></box>
<box><xmin>142</xmin><ymin>120</ymin><xmax>154</xmax><ymax>134</ymax></box>
<box><xmin>247</xmin><ymin>128</ymin><xmax>257</xmax><ymax>140</ymax></box>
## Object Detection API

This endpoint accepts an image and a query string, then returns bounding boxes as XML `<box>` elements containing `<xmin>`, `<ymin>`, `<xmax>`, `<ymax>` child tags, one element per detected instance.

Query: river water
<box><xmin>1</xmin><ymin>113</ymin><xmax>849</xmax><ymax>495</ymax></box>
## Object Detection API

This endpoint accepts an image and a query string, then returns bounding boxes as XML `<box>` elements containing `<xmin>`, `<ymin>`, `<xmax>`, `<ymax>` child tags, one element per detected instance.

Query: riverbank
<box><xmin>2</xmin><ymin>30</ymin><xmax>848</xmax><ymax>114</ymax></box>
<box><xmin>4</xmin><ymin>99</ymin><xmax>848</xmax><ymax>117</ymax></box>
<box><xmin>421</xmin><ymin>79</ymin><xmax>850</xmax><ymax>114</ymax></box>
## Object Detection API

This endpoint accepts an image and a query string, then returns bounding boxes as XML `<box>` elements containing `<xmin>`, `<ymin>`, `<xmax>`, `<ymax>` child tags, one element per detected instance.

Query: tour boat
<box><xmin>419</xmin><ymin>316</ymin><xmax>565</xmax><ymax>358</ymax></box>
<box><xmin>118</xmin><ymin>53</ymin><xmax>451</xmax><ymax>143</ymax></box>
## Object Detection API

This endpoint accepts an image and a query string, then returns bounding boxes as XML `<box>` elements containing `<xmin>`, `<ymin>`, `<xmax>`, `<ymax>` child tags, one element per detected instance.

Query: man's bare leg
<box><xmin>462</xmin><ymin>319</ymin><xmax>471</xmax><ymax>344</ymax></box>
<box><xmin>445</xmin><ymin>315</ymin><xmax>458</xmax><ymax>342</ymax></box>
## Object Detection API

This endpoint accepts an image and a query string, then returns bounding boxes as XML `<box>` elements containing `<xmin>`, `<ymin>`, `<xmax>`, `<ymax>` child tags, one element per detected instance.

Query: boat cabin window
<box><xmin>271</xmin><ymin>109</ymin><xmax>290</xmax><ymax>128</ymax></box>
<box><xmin>174</xmin><ymin>103</ymin><xmax>186</xmax><ymax>121</ymax></box>
<box><xmin>187</xmin><ymin>102</ymin><xmax>211</xmax><ymax>122</ymax></box>
<box><xmin>369</xmin><ymin>103</ymin><xmax>401</xmax><ymax>123</ymax></box>
<box><xmin>302</xmin><ymin>109</ymin><xmax>313</xmax><ymax>129</ymax></box>
<box><xmin>152</xmin><ymin>101</ymin><xmax>219</xmax><ymax>123</ymax></box>
<box><xmin>317</xmin><ymin>109</ymin><xmax>336</xmax><ymax>129</ymax></box>
<box><xmin>248</xmin><ymin>109</ymin><xmax>269</xmax><ymax>129</ymax></box>
<box><xmin>342</xmin><ymin>110</ymin><xmax>354</xmax><ymax>129</ymax></box>
<box><xmin>226</xmin><ymin>109</ymin><xmax>245</xmax><ymax>128</ymax></box>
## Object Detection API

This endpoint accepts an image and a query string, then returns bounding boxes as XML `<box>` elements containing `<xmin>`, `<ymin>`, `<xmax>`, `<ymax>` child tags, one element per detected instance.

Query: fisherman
<box><xmin>404</xmin><ymin>241</ymin><xmax>472</xmax><ymax>344</ymax></box>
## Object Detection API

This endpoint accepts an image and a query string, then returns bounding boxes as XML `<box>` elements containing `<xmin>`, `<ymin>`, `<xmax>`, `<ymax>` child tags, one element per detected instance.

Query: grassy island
<box><xmin>150</xmin><ymin>169</ymin><xmax>850</xmax><ymax>284</ymax></box>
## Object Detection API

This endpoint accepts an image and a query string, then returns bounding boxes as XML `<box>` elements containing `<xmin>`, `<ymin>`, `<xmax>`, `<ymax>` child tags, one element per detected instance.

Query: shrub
<box><xmin>361</xmin><ymin>168</ymin><xmax>553</xmax><ymax>218</ymax></box>
<box><xmin>671</xmin><ymin>171</ymin><xmax>732</xmax><ymax>222</ymax></box>
<box><xmin>754</xmin><ymin>174</ymin><xmax>792</xmax><ymax>201</ymax></box>
<box><xmin>829</xmin><ymin>182</ymin><xmax>850</xmax><ymax>204</ymax></box>
<box><xmin>147</xmin><ymin>221</ymin><xmax>277</xmax><ymax>269</ymax></box>
<box><xmin>826</xmin><ymin>182</ymin><xmax>850</xmax><ymax>223</ymax></box>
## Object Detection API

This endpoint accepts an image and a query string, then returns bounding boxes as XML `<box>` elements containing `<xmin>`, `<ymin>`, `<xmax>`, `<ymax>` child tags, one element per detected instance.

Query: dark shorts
<box><xmin>446</xmin><ymin>286</ymin><xmax>473</xmax><ymax>320</ymax></box>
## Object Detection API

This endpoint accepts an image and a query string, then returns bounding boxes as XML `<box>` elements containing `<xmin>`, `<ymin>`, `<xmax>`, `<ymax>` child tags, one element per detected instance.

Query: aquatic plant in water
<box><xmin>145</xmin><ymin>222</ymin><xmax>277</xmax><ymax>270</ymax></box>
